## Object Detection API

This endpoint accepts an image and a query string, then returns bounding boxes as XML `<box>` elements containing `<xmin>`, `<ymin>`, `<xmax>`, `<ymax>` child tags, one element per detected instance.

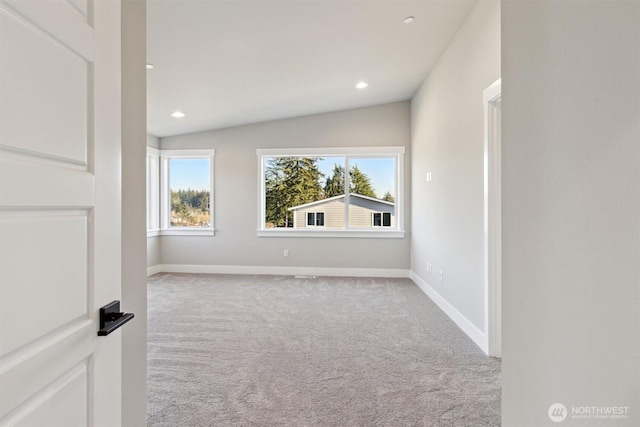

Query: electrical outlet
<box><xmin>439</xmin><ymin>271</ymin><xmax>443</xmax><ymax>282</ymax></box>
<box><xmin>284</xmin><ymin>249</ymin><xmax>289</xmax><ymax>257</ymax></box>
<box><xmin>426</xmin><ymin>172</ymin><xmax>432</xmax><ymax>182</ymax></box>
<box><xmin>426</xmin><ymin>262</ymin><xmax>432</xmax><ymax>273</ymax></box>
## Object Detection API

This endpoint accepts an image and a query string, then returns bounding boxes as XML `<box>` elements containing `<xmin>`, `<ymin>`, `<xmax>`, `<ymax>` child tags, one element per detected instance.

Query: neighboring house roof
<box><xmin>288</xmin><ymin>193</ymin><xmax>394</xmax><ymax>211</ymax></box>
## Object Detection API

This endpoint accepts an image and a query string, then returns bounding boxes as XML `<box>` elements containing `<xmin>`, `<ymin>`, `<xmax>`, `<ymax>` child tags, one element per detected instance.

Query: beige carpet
<box><xmin>147</xmin><ymin>273</ymin><xmax>501</xmax><ymax>426</ymax></box>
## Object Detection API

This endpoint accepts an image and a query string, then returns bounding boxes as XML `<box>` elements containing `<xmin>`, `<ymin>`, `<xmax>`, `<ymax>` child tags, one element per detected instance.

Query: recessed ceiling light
<box><xmin>146</xmin><ymin>63</ymin><xmax>154</xmax><ymax>70</ymax></box>
<box><xmin>171</xmin><ymin>111</ymin><xmax>186</xmax><ymax>118</ymax></box>
<box><xmin>356</xmin><ymin>82</ymin><xmax>369</xmax><ymax>89</ymax></box>
<box><xmin>403</xmin><ymin>16</ymin><xmax>415</xmax><ymax>24</ymax></box>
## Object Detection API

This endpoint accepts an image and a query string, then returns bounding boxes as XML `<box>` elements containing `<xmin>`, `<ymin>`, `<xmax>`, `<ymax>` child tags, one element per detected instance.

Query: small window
<box><xmin>373</xmin><ymin>212</ymin><xmax>382</xmax><ymax>227</ymax></box>
<box><xmin>382</xmin><ymin>212</ymin><xmax>391</xmax><ymax>227</ymax></box>
<box><xmin>159</xmin><ymin>149</ymin><xmax>215</xmax><ymax>235</ymax></box>
<box><xmin>372</xmin><ymin>212</ymin><xmax>392</xmax><ymax>227</ymax></box>
<box><xmin>168</xmin><ymin>158</ymin><xmax>211</xmax><ymax>228</ymax></box>
<box><xmin>306</xmin><ymin>212</ymin><xmax>324</xmax><ymax>227</ymax></box>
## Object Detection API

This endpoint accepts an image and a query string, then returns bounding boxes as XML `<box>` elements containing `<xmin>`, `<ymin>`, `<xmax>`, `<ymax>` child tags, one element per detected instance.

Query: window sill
<box><xmin>148</xmin><ymin>228</ymin><xmax>215</xmax><ymax>237</ymax></box>
<box><xmin>257</xmin><ymin>229</ymin><xmax>405</xmax><ymax>239</ymax></box>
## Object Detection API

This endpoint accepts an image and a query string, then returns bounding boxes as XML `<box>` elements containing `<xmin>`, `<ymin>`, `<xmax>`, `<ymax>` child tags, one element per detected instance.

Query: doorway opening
<box><xmin>483</xmin><ymin>78</ymin><xmax>502</xmax><ymax>358</ymax></box>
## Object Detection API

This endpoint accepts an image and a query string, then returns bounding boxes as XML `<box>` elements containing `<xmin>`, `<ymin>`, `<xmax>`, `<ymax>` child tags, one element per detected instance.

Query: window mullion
<box><xmin>344</xmin><ymin>157</ymin><xmax>350</xmax><ymax>230</ymax></box>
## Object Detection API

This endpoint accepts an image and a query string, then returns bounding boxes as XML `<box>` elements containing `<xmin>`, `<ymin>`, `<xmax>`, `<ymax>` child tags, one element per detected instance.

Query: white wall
<box><xmin>502</xmin><ymin>1</ymin><xmax>640</xmax><ymax>425</ymax></box>
<box><xmin>121</xmin><ymin>1</ymin><xmax>147</xmax><ymax>425</ymax></box>
<box><xmin>147</xmin><ymin>133</ymin><xmax>159</xmax><ymax>149</ymax></box>
<box><xmin>147</xmin><ymin>235</ymin><xmax>160</xmax><ymax>268</ymax></box>
<box><xmin>410</xmin><ymin>0</ymin><xmax>500</xmax><ymax>334</ymax></box>
<box><xmin>157</xmin><ymin>102</ymin><xmax>411</xmax><ymax>273</ymax></box>
<box><xmin>146</xmin><ymin>134</ymin><xmax>161</xmax><ymax>269</ymax></box>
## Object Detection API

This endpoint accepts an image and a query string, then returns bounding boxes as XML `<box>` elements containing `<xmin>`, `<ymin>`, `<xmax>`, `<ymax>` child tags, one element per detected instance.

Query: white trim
<box><xmin>147</xmin><ymin>264</ymin><xmax>163</xmax><ymax>276</ymax></box>
<box><xmin>305</xmin><ymin>211</ymin><xmax>325</xmax><ymax>227</ymax></box>
<box><xmin>483</xmin><ymin>78</ymin><xmax>502</xmax><ymax>358</ymax></box>
<box><xmin>148</xmin><ymin>228</ymin><xmax>214</xmax><ymax>237</ymax></box>
<box><xmin>146</xmin><ymin>148</ymin><xmax>160</xmax><ymax>232</ymax></box>
<box><xmin>257</xmin><ymin>147</ymin><xmax>405</xmax><ymax>235</ymax></box>
<box><xmin>158</xmin><ymin>228</ymin><xmax>215</xmax><ymax>236</ymax></box>
<box><xmin>160</xmin><ymin>149</ymin><xmax>213</xmax><ymax>158</ymax></box>
<box><xmin>146</xmin><ymin>146</ymin><xmax>160</xmax><ymax>156</ymax></box>
<box><xmin>146</xmin><ymin>229</ymin><xmax>160</xmax><ymax>237</ymax></box>
<box><xmin>256</xmin><ymin>146</ymin><xmax>405</xmax><ymax>157</ymax></box>
<box><xmin>410</xmin><ymin>272</ymin><xmax>488</xmax><ymax>354</ymax></box>
<box><xmin>257</xmin><ymin>153</ymin><xmax>266</xmax><ymax>231</ymax></box>
<box><xmin>288</xmin><ymin>193</ymin><xmax>394</xmax><ymax>211</ymax></box>
<box><xmin>159</xmin><ymin>149</ymin><xmax>215</xmax><ymax>232</ymax></box>
<box><xmin>147</xmin><ymin>264</ymin><xmax>410</xmax><ymax>278</ymax></box>
<box><xmin>372</xmin><ymin>211</ymin><xmax>392</xmax><ymax>227</ymax></box>
<box><xmin>257</xmin><ymin>229</ymin><xmax>405</xmax><ymax>238</ymax></box>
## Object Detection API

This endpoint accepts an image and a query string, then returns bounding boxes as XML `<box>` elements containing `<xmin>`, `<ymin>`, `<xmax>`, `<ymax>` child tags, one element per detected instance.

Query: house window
<box><xmin>372</xmin><ymin>212</ymin><xmax>392</xmax><ymax>227</ymax></box>
<box><xmin>148</xmin><ymin>148</ymin><xmax>215</xmax><ymax>236</ymax></box>
<box><xmin>147</xmin><ymin>147</ymin><xmax>160</xmax><ymax>232</ymax></box>
<box><xmin>257</xmin><ymin>147</ymin><xmax>404</xmax><ymax>238</ymax></box>
<box><xmin>306</xmin><ymin>212</ymin><xmax>325</xmax><ymax>227</ymax></box>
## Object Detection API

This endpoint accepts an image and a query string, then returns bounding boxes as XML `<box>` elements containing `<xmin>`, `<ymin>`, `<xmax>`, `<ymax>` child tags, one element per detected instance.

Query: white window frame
<box><xmin>371</xmin><ymin>212</ymin><xmax>392</xmax><ymax>228</ymax></box>
<box><xmin>147</xmin><ymin>148</ymin><xmax>215</xmax><ymax>236</ymax></box>
<box><xmin>147</xmin><ymin>147</ymin><xmax>160</xmax><ymax>236</ymax></box>
<box><xmin>257</xmin><ymin>146</ymin><xmax>405</xmax><ymax>238</ymax></box>
<box><xmin>306</xmin><ymin>211</ymin><xmax>325</xmax><ymax>227</ymax></box>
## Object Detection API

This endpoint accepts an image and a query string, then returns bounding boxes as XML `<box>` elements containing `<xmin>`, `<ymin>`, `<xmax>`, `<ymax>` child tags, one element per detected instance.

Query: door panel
<box><xmin>0</xmin><ymin>324</ymin><xmax>93</xmax><ymax>422</ymax></box>
<box><xmin>0</xmin><ymin>2</ymin><xmax>91</xmax><ymax>164</ymax></box>
<box><xmin>0</xmin><ymin>0</ymin><xmax>122</xmax><ymax>425</ymax></box>
<box><xmin>64</xmin><ymin>0</ymin><xmax>89</xmax><ymax>19</ymax></box>
<box><xmin>0</xmin><ymin>211</ymin><xmax>89</xmax><ymax>356</ymax></box>
<box><xmin>14</xmin><ymin>363</ymin><xmax>88</xmax><ymax>427</ymax></box>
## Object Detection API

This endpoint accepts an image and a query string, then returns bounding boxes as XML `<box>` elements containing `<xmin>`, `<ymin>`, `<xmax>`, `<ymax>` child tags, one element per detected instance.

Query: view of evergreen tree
<box><xmin>323</xmin><ymin>164</ymin><xmax>345</xmax><ymax>197</ymax></box>
<box><xmin>382</xmin><ymin>191</ymin><xmax>395</xmax><ymax>202</ymax></box>
<box><xmin>265</xmin><ymin>157</ymin><xmax>324</xmax><ymax>227</ymax></box>
<box><xmin>264</xmin><ymin>157</ymin><xmax>288</xmax><ymax>228</ymax></box>
<box><xmin>170</xmin><ymin>188</ymin><xmax>210</xmax><ymax>227</ymax></box>
<box><xmin>264</xmin><ymin>157</ymin><xmax>390</xmax><ymax>228</ymax></box>
<box><xmin>349</xmin><ymin>165</ymin><xmax>376</xmax><ymax>198</ymax></box>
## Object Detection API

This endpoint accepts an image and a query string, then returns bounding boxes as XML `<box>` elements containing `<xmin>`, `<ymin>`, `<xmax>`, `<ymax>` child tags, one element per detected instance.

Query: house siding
<box><xmin>348</xmin><ymin>196</ymin><xmax>395</xmax><ymax>228</ymax></box>
<box><xmin>294</xmin><ymin>198</ymin><xmax>345</xmax><ymax>228</ymax></box>
<box><xmin>292</xmin><ymin>196</ymin><xmax>395</xmax><ymax>229</ymax></box>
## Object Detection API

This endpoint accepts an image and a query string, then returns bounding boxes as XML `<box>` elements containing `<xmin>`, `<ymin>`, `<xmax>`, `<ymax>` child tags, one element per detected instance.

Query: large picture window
<box><xmin>257</xmin><ymin>147</ymin><xmax>404</xmax><ymax>237</ymax></box>
<box><xmin>148</xmin><ymin>148</ymin><xmax>215</xmax><ymax>236</ymax></box>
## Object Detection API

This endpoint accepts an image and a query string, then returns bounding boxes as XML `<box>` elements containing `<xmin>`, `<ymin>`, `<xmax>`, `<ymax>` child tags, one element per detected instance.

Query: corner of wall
<box><xmin>409</xmin><ymin>0</ymin><xmax>500</xmax><ymax>350</ymax></box>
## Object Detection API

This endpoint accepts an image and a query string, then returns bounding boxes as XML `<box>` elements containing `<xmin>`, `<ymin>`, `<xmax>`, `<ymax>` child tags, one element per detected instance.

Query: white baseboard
<box><xmin>147</xmin><ymin>265</ymin><xmax>163</xmax><ymax>276</ymax></box>
<box><xmin>146</xmin><ymin>265</ymin><xmax>485</xmax><ymax>353</ymax></box>
<box><xmin>147</xmin><ymin>264</ymin><xmax>410</xmax><ymax>279</ymax></box>
<box><xmin>410</xmin><ymin>271</ymin><xmax>488</xmax><ymax>354</ymax></box>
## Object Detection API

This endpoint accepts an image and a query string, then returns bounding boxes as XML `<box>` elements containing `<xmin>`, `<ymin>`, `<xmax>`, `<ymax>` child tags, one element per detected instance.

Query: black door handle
<box><xmin>98</xmin><ymin>300</ymin><xmax>135</xmax><ymax>336</ymax></box>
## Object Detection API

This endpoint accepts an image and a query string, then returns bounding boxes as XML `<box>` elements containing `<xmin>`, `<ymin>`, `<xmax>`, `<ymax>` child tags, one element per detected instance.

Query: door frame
<box><xmin>483</xmin><ymin>78</ymin><xmax>502</xmax><ymax>358</ymax></box>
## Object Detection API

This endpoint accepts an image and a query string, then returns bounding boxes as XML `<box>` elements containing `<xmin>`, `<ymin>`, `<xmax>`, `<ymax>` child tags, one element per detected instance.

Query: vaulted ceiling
<box><xmin>146</xmin><ymin>0</ymin><xmax>476</xmax><ymax>137</ymax></box>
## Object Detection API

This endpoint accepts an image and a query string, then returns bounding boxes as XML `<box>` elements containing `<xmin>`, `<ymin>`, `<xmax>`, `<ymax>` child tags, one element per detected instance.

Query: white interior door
<box><xmin>0</xmin><ymin>0</ymin><xmax>123</xmax><ymax>426</ymax></box>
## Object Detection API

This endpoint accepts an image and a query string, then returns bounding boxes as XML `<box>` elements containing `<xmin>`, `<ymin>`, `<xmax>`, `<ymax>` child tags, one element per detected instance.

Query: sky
<box><xmin>169</xmin><ymin>158</ymin><xmax>210</xmax><ymax>191</ymax></box>
<box><xmin>317</xmin><ymin>156</ymin><xmax>395</xmax><ymax>199</ymax></box>
<box><xmin>169</xmin><ymin>156</ymin><xmax>396</xmax><ymax>199</ymax></box>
